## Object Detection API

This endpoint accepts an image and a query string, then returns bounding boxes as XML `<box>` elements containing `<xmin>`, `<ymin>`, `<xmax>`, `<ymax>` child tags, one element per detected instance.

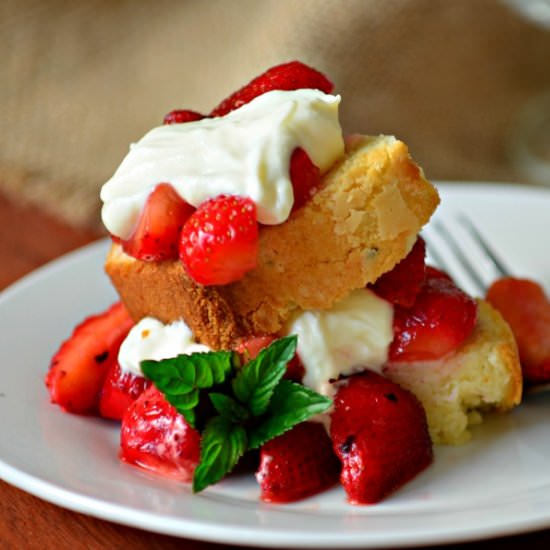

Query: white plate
<box><xmin>1</xmin><ymin>183</ymin><xmax>550</xmax><ymax>548</ymax></box>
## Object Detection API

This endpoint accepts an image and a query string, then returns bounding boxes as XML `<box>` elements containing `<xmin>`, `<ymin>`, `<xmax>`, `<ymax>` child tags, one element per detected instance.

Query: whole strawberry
<box><xmin>120</xmin><ymin>385</ymin><xmax>201</xmax><ymax>481</ymax></box>
<box><xmin>256</xmin><ymin>421</ymin><xmax>340</xmax><ymax>503</ymax></box>
<box><xmin>330</xmin><ymin>371</ymin><xmax>433</xmax><ymax>504</ymax></box>
<box><xmin>179</xmin><ymin>194</ymin><xmax>259</xmax><ymax>286</ymax></box>
<box><xmin>210</xmin><ymin>61</ymin><xmax>334</xmax><ymax>117</ymax></box>
<box><xmin>486</xmin><ymin>277</ymin><xmax>550</xmax><ymax>384</ymax></box>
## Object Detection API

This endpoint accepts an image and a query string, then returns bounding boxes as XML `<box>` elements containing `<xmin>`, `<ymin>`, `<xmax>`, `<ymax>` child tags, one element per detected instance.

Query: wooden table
<box><xmin>1</xmin><ymin>191</ymin><xmax>550</xmax><ymax>550</ymax></box>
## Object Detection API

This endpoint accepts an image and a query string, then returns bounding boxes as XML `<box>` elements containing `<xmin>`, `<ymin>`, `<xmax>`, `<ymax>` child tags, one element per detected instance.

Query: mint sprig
<box><xmin>141</xmin><ymin>350</ymin><xmax>234</xmax><ymax>427</ymax></box>
<box><xmin>140</xmin><ymin>335</ymin><xmax>332</xmax><ymax>493</ymax></box>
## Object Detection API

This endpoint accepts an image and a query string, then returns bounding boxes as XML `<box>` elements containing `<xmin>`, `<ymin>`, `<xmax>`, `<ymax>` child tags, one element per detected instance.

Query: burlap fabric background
<box><xmin>1</xmin><ymin>0</ymin><xmax>550</xmax><ymax>231</ymax></box>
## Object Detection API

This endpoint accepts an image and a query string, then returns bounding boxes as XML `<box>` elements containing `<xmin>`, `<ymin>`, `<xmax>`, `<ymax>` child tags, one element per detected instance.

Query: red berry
<box><xmin>120</xmin><ymin>183</ymin><xmax>195</xmax><ymax>262</ymax></box>
<box><xmin>330</xmin><ymin>372</ymin><xmax>433</xmax><ymax>504</ymax></box>
<box><xmin>210</xmin><ymin>61</ymin><xmax>334</xmax><ymax>117</ymax></box>
<box><xmin>233</xmin><ymin>335</ymin><xmax>305</xmax><ymax>382</ymax></box>
<box><xmin>389</xmin><ymin>270</ymin><xmax>478</xmax><ymax>362</ymax></box>
<box><xmin>179</xmin><ymin>194</ymin><xmax>259</xmax><ymax>286</ymax></box>
<box><xmin>45</xmin><ymin>302</ymin><xmax>134</xmax><ymax>414</ymax></box>
<box><xmin>256</xmin><ymin>422</ymin><xmax>340</xmax><ymax>503</ymax></box>
<box><xmin>289</xmin><ymin>147</ymin><xmax>321</xmax><ymax>211</ymax></box>
<box><xmin>99</xmin><ymin>361</ymin><xmax>151</xmax><ymax>421</ymax></box>
<box><xmin>486</xmin><ymin>277</ymin><xmax>550</xmax><ymax>384</ymax></box>
<box><xmin>163</xmin><ymin>109</ymin><xmax>205</xmax><ymax>125</ymax></box>
<box><xmin>120</xmin><ymin>386</ymin><xmax>201</xmax><ymax>482</ymax></box>
<box><xmin>371</xmin><ymin>238</ymin><xmax>426</xmax><ymax>307</ymax></box>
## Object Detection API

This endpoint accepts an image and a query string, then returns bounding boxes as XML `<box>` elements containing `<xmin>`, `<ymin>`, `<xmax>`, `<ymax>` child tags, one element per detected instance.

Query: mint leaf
<box><xmin>141</xmin><ymin>351</ymin><xmax>235</xmax><ymax>427</ymax></box>
<box><xmin>209</xmin><ymin>393</ymin><xmax>249</xmax><ymax>423</ymax></box>
<box><xmin>141</xmin><ymin>350</ymin><xmax>233</xmax><ymax>391</ymax></box>
<box><xmin>193</xmin><ymin>417</ymin><xmax>247</xmax><ymax>493</ymax></box>
<box><xmin>248</xmin><ymin>380</ymin><xmax>332</xmax><ymax>449</ymax></box>
<box><xmin>232</xmin><ymin>335</ymin><xmax>297</xmax><ymax>416</ymax></box>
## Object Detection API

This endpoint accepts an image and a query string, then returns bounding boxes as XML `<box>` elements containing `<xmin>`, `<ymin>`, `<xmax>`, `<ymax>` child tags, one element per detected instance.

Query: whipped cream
<box><xmin>118</xmin><ymin>317</ymin><xmax>210</xmax><ymax>377</ymax></box>
<box><xmin>101</xmin><ymin>89</ymin><xmax>344</xmax><ymax>238</ymax></box>
<box><xmin>285</xmin><ymin>288</ymin><xmax>394</xmax><ymax>397</ymax></box>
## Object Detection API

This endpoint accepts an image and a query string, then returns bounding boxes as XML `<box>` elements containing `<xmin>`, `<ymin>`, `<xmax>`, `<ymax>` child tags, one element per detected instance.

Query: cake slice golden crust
<box><xmin>384</xmin><ymin>299</ymin><xmax>523</xmax><ymax>445</ymax></box>
<box><xmin>106</xmin><ymin>135</ymin><xmax>439</xmax><ymax>349</ymax></box>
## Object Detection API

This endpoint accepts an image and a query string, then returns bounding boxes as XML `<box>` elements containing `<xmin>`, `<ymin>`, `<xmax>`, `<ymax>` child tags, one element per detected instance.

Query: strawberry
<box><xmin>330</xmin><ymin>371</ymin><xmax>433</xmax><ymax>504</ymax></box>
<box><xmin>179</xmin><ymin>194</ymin><xmax>259</xmax><ymax>286</ymax></box>
<box><xmin>370</xmin><ymin>237</ymin><xmax>426</xmax><ymax>307</ymax></box>
<box><xmin>256</xmin><ymin>421</ymin><xmax>340</xmax><ymax>503</ymax></box>
<box><xmin>99</xmin><ymin>361</ymin><xmax>151</xmax><ymax>421</ymax></box>
<box><xmin>233</xmin><ymin>335</ymin><xmax>305</xmax><ymax>382</ymax></box>
<box><xmin>45</xmin><ymin>302</ymin><xmax>134</xmax><ymax>414</ymax></box>
<box><xmin>289</xmin><ymin>147</ymin><xmax>321</xmax><ymax>211</ymax></box>
<box><xmin>486</xmin><ymin>277</ymin><xmax>550</xmax><ymax>384</ymax></box>
<box><xmin>210</xmin><ymin>61</ymin><xmax>334</xmax><ymax>117</ymax></box>
<box><xmin>120</xmin><ymin>385</ymin><xmax>201</xmax><ymax>482</ymax></box>
<box><xmin>163</xmin><ymin>109</ymin><xmax>205</xmax><ymax>125</ymax></box>
<box><xmin>389</xmin><ymin>269</ymin><xmax>478</xmax><ymax>362</ymax></box>
<box><xmin>120</xmin><ymin>183</ymin><xmax>195</xmax><ymax>262</ymax></box>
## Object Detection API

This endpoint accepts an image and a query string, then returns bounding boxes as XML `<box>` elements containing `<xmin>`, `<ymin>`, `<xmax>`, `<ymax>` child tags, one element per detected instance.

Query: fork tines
<box><xmin>422</xmin><ymin>215</ymin><xmax>510</xmax><ymax>297</ymax></box>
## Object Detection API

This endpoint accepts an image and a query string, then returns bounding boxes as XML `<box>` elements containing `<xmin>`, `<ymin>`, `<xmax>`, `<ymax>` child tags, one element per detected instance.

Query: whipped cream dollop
<box><xmin>118</xmin><ymin>317</ymin><xmax>210</xmax><ymax>377</ymax></box>
<box><xmin>285</xmin><ymin>288</ymin><xmax>394</xmax><ymax>397</ymax></box>
<box><xmin>101</xmin><ymin>89</ymin><xmax>344</xmax><ymax>238</ymax></box>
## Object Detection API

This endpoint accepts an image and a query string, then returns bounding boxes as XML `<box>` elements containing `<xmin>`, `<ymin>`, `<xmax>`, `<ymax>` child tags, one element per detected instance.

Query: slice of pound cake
<box><xmin>106</xmin><ymin>134</ymin><xmax>439</xmax><ymax>349</ymax></box>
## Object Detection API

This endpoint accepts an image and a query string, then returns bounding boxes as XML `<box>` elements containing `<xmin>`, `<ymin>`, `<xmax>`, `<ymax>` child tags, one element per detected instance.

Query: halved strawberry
<box><xmin>389</xmin><ymin>270</ymin><xmax>478</xmax><ymax>362</ymax></box>
<box><xmin>120</xmin><ymin>385</ymin><xmax>201</xmax><ymax>481</ymax></box>
<box><xmin>370</xmin><ymin>237</ymin><xmax>426</xmax><ymax>307</ymax></box>
<box><xmin>256</xmin><ymin>421</ymin><xmax>340</xmax><ymax>503</ymax></box>
<box><xmin>99</xmin><ymin>361</ymin><xmax>151</xmax><ymax>421</ymax></box>
<box><xmin>179</xmin><ymin>194</ymin><xmax>259</xmax><ymax>286</ymax></box>
<box><xmin>210</xmin><ymin>61</ymin><xmax>334</xmax><ymax>117</ymax></box>
<box><xmin>233</xmin><ymin>335</ymin><xmax>305</xmax><ymax>382</ymax></box>
<box><xmin>289</xmin><ymin>147</ymin><xmax>321</xmax><ymax>212</ymax></box>
<box><xmin>163</xmin><ymin>109</ymin><xmax>205</xmax><ymax>125</ymax></box>
<box><xmin>120</xmin><ymin>183</ymin><xmax>195</xmax><ymax>262</ymax></box>
<box><xmin>486</xmin><ymin>277</ymin><xmax>550</xmax><ymax>384</ymax></box>
<box><xmin>45</xmin><ymin>302</ymin><xmax>134</xmax><ymax>414</ymax></box>
<box><xmin>330</xmin><ymin>371</ymin><xmax>433</xmax><ymax>504</ymax></box>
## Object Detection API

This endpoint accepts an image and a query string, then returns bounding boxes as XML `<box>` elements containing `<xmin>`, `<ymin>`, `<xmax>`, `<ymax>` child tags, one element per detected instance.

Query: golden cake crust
<box><xmin>384</xmin><ymin>299</ymin><xmax>523</xmax><ymax>445</ymax></box>
<box><xmin>106</xmin><ymin>135</ymin><xmax>439</xmax><ymax>349</ymax></box>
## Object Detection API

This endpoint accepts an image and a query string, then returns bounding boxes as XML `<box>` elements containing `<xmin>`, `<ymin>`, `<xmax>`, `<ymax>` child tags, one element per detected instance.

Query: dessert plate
<box><xmin>1</xmin><ymin>183</ymin><xmax>550</xmax><ymax>548</ymax></box>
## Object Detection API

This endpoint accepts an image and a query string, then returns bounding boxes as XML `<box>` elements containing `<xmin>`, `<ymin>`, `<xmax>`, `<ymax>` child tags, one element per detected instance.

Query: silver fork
<box><xmin>422</xmin><ymin>214</ymin><xmax>510</xmax><ymax>297</ymax></box>
<box><xmin>422</xmin><ymin>215</ymin><xmax>549</xmax><ymax>394</ymax></box>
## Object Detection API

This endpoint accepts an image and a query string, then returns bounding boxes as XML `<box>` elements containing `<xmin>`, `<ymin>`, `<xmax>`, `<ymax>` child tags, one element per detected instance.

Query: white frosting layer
<box><xmin>285</xmin><ymin>288</ymin><xmax>394</xmax><ymax>397</ymax></box>
<box><xmin>118</xmin><ymin>317</ymin><xmax>210</xmax><ymax>377</ymax></box>
<box><xmin>101</xmin><ymin>89</ymin><xmax>344</xmax><ymax>238</ymax></box>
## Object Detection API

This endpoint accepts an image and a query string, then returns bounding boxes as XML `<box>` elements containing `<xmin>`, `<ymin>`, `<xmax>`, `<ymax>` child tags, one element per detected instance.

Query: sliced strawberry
<box><xmin>389</xmin><ymin>270</ymin><xmax>478</xmax><ymax>362</ymax></box>
<box><xmin>120</xmin><ymin>183</ymin><xmax>195</xmax><ymax>262</ymax></box>
<box><xmin>210</xmin><ymin>61</ymin><xmax>334</xmax><ymax>117</ymax></box>
<box><xmin>99</xmin><ymin>361</ymin><xmax>151</xmax><ymax>421</ymax></box>
<box><xmin>179</xmin><ymin>194</ymin><xmax>259</xmax><ymax>286</ymax></box>
<box><xmin>256</xmin><ymin>421</ymin><xmax>340</xmax><ymax>503</ymax></box>
<box><xmin>163</xmin><ymin>109</ymin><xmax>205</xmax><ymax>125</ymax></box>
<box><xmin>370</xmin><ymin>237</ymin><xmax>426</xmax><ymax>307</ymax></box>
<box><xmin>486</xmin><ymin>277</ymin><xmax>550</xmax><ymax>384</ymax></box>
<box><xmin>120</xmin><ymin>385</ymin><xmax>201</xmax><ymax>482</ymax></box>
<box><xmin>45</xmin><ymin>302</ymin><xmax>134</xmax><ymax>414</ymax></box>
<box><xmin>330</xmin><ymin>371</ymin><xmax>433</xmax><ymax>504</ymax></box>
<box><xmin>233</xmin><ymin>335</ymin><xmax>305</xmax><ymax>382</ymax></box>
<box><xmin>289</xmin><ymin>147</ymin><xmax>321</xmax><ymax>212</ymax></box>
